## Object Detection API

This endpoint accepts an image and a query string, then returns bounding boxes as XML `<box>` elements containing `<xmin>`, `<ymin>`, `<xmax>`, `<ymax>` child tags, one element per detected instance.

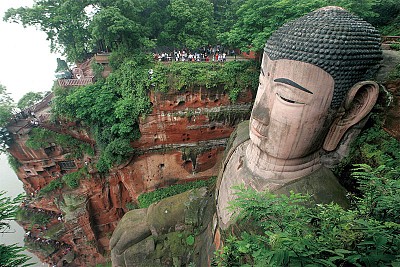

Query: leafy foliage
<box><xmin>0</xmin><ymin>244</ymin><xmax>33</xmax><ymax>267</ymax></box>
<box><xmin>25</xmin><ymin>238</ymin><xmax>55</xmax><ymax>258</ymax></box>
<box><xmin>4</xmin><ymin>0</ymin><xmax>92</xmax><ymax>62</ymax></box>
<box><xmin>220</xmin><ymin>0</ymin><xmax>385</xmax><ymax>52</ymax></box>
<box><xmin>52</xmin><ymin>55</ymin><xmax>256</xmax><ymax>172</ymax></box>
<box><xmin>390</xmin><ymin>43</ymin><xmax>400</xmax><ymax>51</ymax></box>
<box><xmin>0</xmin><ymin>192</ymin><xmax>32</xmax><ymax>266</ymax></box>
<box><xmin>52</xmin><ymin>56</ymin><xmax>152</xmax><ymax>172</ymax></box>
<box><xmin>186</xmin><ymin>235</ymin><xmax>195</xmax><ymax>246</ymax></box>
<box><xmin>216</xmin><ymin>187</ymin><xmax>400</xmax><ymax>266</ymax></box>
<box><xmin>346</xmin><ymin>117</ymin><xmax>399</xmax><ymax>170</ymax></box>
<box><xmin>158</xmin><ymin>0</ymin><xmax>216</xmax><ymax>49</ymax></box>
<box><xmin>25</xmin><ymin>128</ymin><xmax>93</xmax><ymax>159</ymax></box>
<box><xmin>138</xmin><ymin>177</ymin><xmax>216</xmax><ymax>208</ymax></box>
<box><xmin>369</xmin><ymin>0</ymin><xmax>400</xmax><ymax>35</ymax></box>
<box><xmin>39</xmin><ymin>178</ymin><xmax>64</xmax><ymax>195</ymax></box>
<box><xmin>0</xmin><ymin>192</ymin><xmax>23</xmax><ymax>233</ymax></box>
<box><xmin>0</xmin><ymin>84</ymin><xmax>14</xmax><ymax>128</ymax></box>
<box><xmin>7</xmin><ymin>154</ymin><xmax>22</xmax><ymax>172</ymax></box>
<box><xmin>89</xmin><ymin>4</ymin><xmax>149</xmax><ymax>51</ymax></box>
<box><xmin>151</xmin><ymin>61</ymin><xmax>259</xmax><ymax>101</ymax></box>
<box><xmin>4</xmin><ymin>0</ymin><xmax>400</xmax><ymax>63</ymax></box>
<box><xmin>352</xmin><ymin>163</ymin><xmax>400</xmax><ymax>223</ymax></box>
<box><xmin>387</xmin><ymin>63</ymin><xmax>400</xmax><ymax>80</ymax></box>
<box><xmin>125</xmin><ymin>201</ymin><xmax>138</xmax><ymax>211</ymax></box>
<box><xmin>15</xmin><ymin>208</ymin><xmax>51</xmax><ymax>226</ymax></box>
<box><xmin>216</xmin><ymin>114</ymin><xmax>400</xmax><ymax>267</ymax></box>
<box><xmin>17</xmin><ymin>91</ymin><xmax>45</xmax><ymax>110</ymax></box>
<box><xmin>62</xmin><ymin>167</ymin><xmax>88</xmax><ymax>189</ymax></box>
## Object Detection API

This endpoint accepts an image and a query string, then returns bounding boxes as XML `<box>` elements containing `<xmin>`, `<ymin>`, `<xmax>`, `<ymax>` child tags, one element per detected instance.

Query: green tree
<box><xmin>212</xmin><ymin>0</ymin><xmax>244</xmax><ymax>37</ymax></box>
<box><xmin>159</xmin><ymin>0</ymin><xmax>216</xmax><ymax>49</ymax></box>
<box><xmin>369</xmin><ymin>0</ymin><xmax>400</xmax><ymax>35</ymax></box>
<box><xmin>51</xmin><ymin>55</ymin><xmax>152</xmax><ymax>172</ymax></box>
<box><xmin>4</xmin><ymin>0</ymin><xmax>157</xmax><ymax>62</ymax></box>
<box><xmin>17</xmin><ymin>91</ymin><xmax>45</xmax><ymax>110</ymax></box>
<box><xmin>0</xmin><ymin>84</ymin><xmax>14</xmax><ymax>153</ymax></box>
<box><xmin>219</xmin><ymin>0</ymin><xmax>380</xmax><ymax>53</ymax></box>
<box><xmin>89</xmin><ymin>4</ymin><xmax>150</xmax><ymax>51</ymax></box>
<box><xmin>0</xmin><ymin>84</ymin><xmax>14</xmax><ymax>127</ymax></box>
<box><xmin>4</xmin><ymin>0</ymin><xmax>93</xmax><ymax>62</ymax></box>
<box><xmin>0</xmin><ymin>192</ymin><xmax>32</xmax><ymax>267</ymax></box>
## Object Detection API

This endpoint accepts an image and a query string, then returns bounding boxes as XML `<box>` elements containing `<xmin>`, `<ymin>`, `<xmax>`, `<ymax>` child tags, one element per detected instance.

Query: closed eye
<box><xmin>276</xmin><ymin>93</ymin><xmax>305</xmax><ymax>105</ymax></box>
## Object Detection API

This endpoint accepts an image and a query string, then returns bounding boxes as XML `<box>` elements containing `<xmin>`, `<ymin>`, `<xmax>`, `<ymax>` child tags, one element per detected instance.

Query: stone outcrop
<box><xmin>6</xmin><ymin>83</ymin><xmax>253</xmax><ymax>266</ymax></box>
<box><xmin>110</xmin><ymin>187</ymin><xmax>215</xmax><ymax>266</ymax></box>
<box><xmin>383</xmin><ymin>79</ymin><xmax>400</xmax><ymax>140</ymax></box>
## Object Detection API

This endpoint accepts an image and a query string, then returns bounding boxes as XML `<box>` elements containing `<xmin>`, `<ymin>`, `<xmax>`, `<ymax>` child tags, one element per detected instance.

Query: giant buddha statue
<box><xmin>110</xmin><ymin>6</ymin><xmax>382</xmax><ymax>266</ymax></box>
<box><xmin>217</xmin><ymin>6</ymin><xmax>382</xmax><ymax>228</ymax></box>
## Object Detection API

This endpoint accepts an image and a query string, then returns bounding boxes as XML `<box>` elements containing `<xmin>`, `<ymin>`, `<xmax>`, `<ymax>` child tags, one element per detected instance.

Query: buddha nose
<box><xmin>251</xmin><ymin>103</ymin><xmax>270</xmax><ymax>126</ymax></box>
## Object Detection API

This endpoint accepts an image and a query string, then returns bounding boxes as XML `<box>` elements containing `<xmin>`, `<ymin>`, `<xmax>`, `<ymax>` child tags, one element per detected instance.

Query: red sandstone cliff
<box><xmin>6</xmin><ymin>85</ymin><xmax>253</xmax><ymax>266</ymax></box>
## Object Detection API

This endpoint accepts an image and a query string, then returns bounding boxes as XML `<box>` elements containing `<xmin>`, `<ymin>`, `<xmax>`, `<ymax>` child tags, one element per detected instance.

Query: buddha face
<box><xmin>249</xmin><ymin>54</ymin><xmax>335</xmax><ymax>159</ymax></box>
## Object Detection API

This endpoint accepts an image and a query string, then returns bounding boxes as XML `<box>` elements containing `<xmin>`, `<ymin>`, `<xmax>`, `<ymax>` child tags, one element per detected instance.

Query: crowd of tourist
<box><xmin>153</xmin><ymin>45</ymin><xmax>236</xmax><ymax>62</ymax></box>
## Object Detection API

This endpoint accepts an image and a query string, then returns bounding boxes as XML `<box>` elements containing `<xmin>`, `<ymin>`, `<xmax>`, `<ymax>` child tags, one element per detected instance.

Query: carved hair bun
<box><xmin>265</xmin><ymin>6</ymin><xmax>382</xmax><ymax>108</ymax></box>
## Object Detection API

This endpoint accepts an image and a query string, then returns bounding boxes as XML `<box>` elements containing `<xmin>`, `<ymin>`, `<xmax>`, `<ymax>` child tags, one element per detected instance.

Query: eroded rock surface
<box><xmin>7</xmin><ymin>85</ymin><xmax>253</xmax><ymax>266</ymax></box>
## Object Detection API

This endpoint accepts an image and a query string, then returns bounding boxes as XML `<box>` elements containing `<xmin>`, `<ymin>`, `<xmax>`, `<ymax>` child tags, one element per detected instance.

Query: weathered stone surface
<box><xmin>6</xmin><ymin>85</ymin><xmax>253</xmax><ymax>265</ymax></box>
<box><xmin>110</xmin><ymin>187</ymin><xmax>215</xmax><ymax>266</ymax></box>
<box><xmin>384</xmin><ymin>80</ymin><xmax>400</xmax><ymax>140</ymax></box>
<box><xmin>111</xmin><ymin>15</ymin><xmax>398</xmax><ymax>267</ymax></box>
<box><xmin>217</xmin><ymin>6</ymin><xmax>381</xmax><ymax>229</ymax></box>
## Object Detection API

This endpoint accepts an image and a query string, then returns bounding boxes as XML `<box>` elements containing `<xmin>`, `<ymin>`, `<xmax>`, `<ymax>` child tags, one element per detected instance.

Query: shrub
<box><xmin>138</xmin><ymin>177</ymin><xmax>216</xmax><ymax>208</ymax></box>
<box><xmin>39</xmin><ymin>178</ymin><xmax>64</xmax><ymax>195</ymax></box>
<box><xmin>25</xmin><ymin>128</ymin><xmax>92</xmax><ymax>159</ymax></box>
<box><xmin>15</xmin><ymin>208</ymin><xmax>51</xmax><ymax>226</ymax></box>
<box><xmin>62</xmin><ymin>167</ymin><xmax>88</xmax><ymax>189</ymax></box>
<box><xmin>151</xmin><ymin>61</ymin><xmax>259</xmax><ymax>102</ymax></box>
<box><xmin>352</xmin><ymin>163</ymin><xmax>400</xmax><ymax>223</ymax></box>
<box><xmin>216</xmin><ymin>187</ymin><xmax>400</xmax><ymax>267</ymax></box>
<box><xmin>125</xmin><ymin>201</ymin><xmax>137</xmax><ymax>211</ymax></box>
<box><xmin>25</xmin><ymin>238</ymin><xmax>55</xmax><ymax>257</ymax></box>
<box><xmin>7</xmin><ymin>154</ymin><xmax>22</xmax><ymax>171</ymax></box>
<box><xmin>390</xmin><ymin>43</ymin><xmax>400</xmax><ymax>51</ymax></box>
<box><xmin>387</xmin><ymin>63</ymin><xmax>400</xmax><ymax>81</ymax></box>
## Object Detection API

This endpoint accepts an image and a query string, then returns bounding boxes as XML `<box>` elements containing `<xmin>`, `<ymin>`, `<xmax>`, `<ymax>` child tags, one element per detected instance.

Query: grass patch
<box><xmin>138</xmin><ymin>177</ymin><xmax>216</xmax><ymax>208</ymax></box>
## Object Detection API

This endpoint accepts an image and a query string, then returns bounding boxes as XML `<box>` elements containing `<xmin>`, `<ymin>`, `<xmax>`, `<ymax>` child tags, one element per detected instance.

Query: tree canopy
<box><xmin>0</xmin><ymin>84</ymin><xmax>14</xmax><ymax>128</ymax></box>
<box><xmin>17</xmin><ymin>91</ymin><xmax>45</xmax><ymax>110</ymax></box>
<box><xmin>0</xmin><ymin>192</ymin><xmax>32</xmax><ymax>267</ymax></box>
<box><xmin>5</xmin><ymin>0</ymin><xmax>399</xmax><ymax>61</ymax></box>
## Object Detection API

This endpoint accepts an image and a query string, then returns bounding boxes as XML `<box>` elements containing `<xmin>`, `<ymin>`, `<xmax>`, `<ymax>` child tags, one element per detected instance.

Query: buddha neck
<box><xmin>245</xmin><ymin>142</ymin><xmax>322</xmax><ymax>180</ymax></box>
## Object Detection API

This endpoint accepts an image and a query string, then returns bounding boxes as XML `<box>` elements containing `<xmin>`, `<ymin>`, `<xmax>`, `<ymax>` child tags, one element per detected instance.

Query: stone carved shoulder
<box><xmin>216</xmin><ymin>120</ymin><xmax>250</xmax><ymax>189</ymax></box>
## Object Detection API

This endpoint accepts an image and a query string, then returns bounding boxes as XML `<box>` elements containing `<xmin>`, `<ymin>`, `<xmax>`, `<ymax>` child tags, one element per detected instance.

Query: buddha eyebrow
<box><xmin>274</xmin><ymin>78</ymin><xmax>313</xmax><ymax>94</ymax></box>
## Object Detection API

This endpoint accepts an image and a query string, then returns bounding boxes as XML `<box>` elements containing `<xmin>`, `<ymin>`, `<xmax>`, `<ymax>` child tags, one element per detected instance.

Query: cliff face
<box><xmin>7</xmin><ymin>85</ymin><xmax>253</xmax><ymax>266</ymax></box>
<box><xmin>384</xmin><ymin>79</ymin><xmax>400</xmax><ymax>140</ymax></box>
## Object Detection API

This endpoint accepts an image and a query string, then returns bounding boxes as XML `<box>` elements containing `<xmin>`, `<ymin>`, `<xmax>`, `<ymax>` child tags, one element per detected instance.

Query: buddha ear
<box><xmin>323</xmin><ymin>81</ymin><xmax>379</xmax><ymax>151</ymax></box>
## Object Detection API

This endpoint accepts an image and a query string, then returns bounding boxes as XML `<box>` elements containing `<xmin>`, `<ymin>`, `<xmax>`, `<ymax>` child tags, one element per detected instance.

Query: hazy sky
<box><xmin>0</xmin><ymin>2</ymin><xmax>55</xmax><ymax>265</ymax></box>
<box><xmin>0</xmin><ymin>0</ymin><xmax>60</xmax><ymax>103</ymax></box>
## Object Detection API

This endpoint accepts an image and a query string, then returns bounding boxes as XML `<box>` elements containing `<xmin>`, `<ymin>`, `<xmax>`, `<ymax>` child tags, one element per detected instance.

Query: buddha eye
<box><xmin>276</xmin><ymin>93</ymin><xmax>305</xmax><ymax>105</ymax></box>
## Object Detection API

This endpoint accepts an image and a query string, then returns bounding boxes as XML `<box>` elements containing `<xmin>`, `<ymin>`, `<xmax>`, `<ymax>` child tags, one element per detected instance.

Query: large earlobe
<box><xmin>323</xmin><ymin>81</ymin><xmax>379</xmax><ymax>151</ymax></box>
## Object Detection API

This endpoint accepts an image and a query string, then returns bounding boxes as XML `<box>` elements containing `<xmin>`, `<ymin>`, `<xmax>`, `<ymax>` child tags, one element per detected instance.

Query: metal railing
<box><xmin>58</xmin><ymin>77</ymin><xmax>94</xmax><ymax>87</ymax></box>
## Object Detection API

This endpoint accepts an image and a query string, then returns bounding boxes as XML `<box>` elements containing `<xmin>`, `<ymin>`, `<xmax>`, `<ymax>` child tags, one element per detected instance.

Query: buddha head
<box><xmin>248</xmin><ymin>6</ymin><xmax>382</xmax><ymax>166</ymax></box>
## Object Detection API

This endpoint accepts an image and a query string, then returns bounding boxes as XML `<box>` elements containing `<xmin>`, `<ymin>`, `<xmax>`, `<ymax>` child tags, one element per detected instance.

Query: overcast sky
<box><xmin>0</xmin><ymin>0</ymin><xmax>60</xmax><ymax>103</ymax></box>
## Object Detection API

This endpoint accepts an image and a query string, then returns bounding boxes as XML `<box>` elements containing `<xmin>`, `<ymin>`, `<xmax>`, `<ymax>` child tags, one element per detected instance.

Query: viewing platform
<box><xmin>58</xmin><ymin>77</ymin><xmax>94</xmax><ymax>87</ymax></box>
